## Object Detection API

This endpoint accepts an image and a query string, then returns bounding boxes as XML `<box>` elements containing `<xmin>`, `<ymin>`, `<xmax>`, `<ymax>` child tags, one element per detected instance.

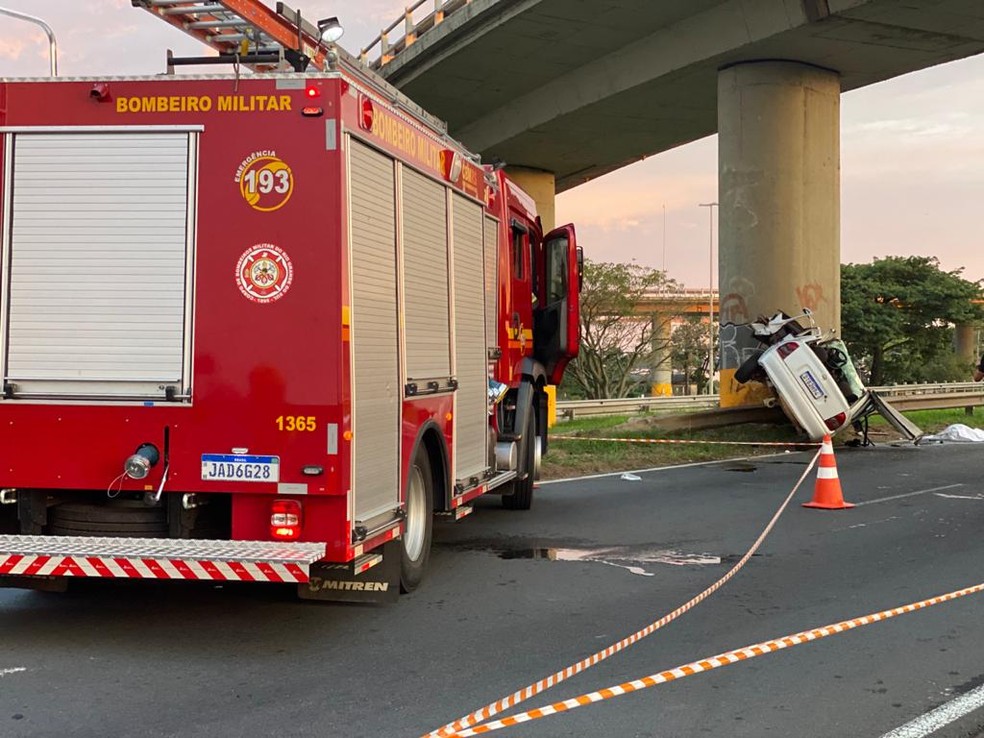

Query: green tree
<box><xmin>841</xmin><ymin>256</ymin><xmax>983</xmax><ymax>385</ymax></box>
<box><xmin>561</xmin><ymin>261</ymin><xmax>678</xmax><ymax>399</ymax></box>
<box><xmin>671</xmin><ymin>317</ymin><xmax>713</xmax><ymax>394</ymax></box>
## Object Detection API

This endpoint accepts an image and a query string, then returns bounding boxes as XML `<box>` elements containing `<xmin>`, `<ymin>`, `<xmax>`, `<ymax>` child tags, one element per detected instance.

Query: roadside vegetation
<box><xmin>561</xmin><ymin>256</ymin><xmax>984</xmax><ymax>403</ymax></box>
<box><xmin>542</xmin><ymin>407</ymin><xmax>982</xmax><ymax>480</ymax></box>
<box><xmin>841</xmin><ymin>256</ymin><xmax>983</xmax><ymax>384</ymax></box>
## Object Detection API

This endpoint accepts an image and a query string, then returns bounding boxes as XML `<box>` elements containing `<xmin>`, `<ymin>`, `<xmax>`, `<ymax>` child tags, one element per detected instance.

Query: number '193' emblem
<box><xmin>236</xmin><ymin>151</ymin><xmax>293</xmax><ymax>212</ymax></box>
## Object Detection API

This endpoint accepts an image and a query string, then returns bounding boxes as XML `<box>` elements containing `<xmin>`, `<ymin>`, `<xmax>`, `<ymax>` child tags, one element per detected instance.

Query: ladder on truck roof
<box><xmin>132</xmin><ymin>0</ymin><xmax>454</xmax><ymax>134</ymax></box>
<box><xmin>131</xmin><ymin>0</ymin><xmax>331</xmax><ymax>73</ymax></box>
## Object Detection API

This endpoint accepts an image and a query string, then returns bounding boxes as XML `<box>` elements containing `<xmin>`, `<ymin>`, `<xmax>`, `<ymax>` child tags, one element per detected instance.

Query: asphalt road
<box><xmin>2</xmin><ymin>441</ymin><xmax>984</xmax><ymax>737</ymax></box>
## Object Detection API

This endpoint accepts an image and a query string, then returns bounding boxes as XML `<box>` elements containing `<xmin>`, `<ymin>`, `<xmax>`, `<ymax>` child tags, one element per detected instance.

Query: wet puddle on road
<box><xmin>437</xmin><ymin>539</ymin><xmax>759</xmax><ymax>577</ymax></box>
<box><xmin>497</xmin><ymin>546</ymin><xmax>724</xmax><ymax>577</ymax></box>
<box><xmin>721</xmin><ymin>462</ymin><xmax>758</xmax><ymax>473</ymax></box>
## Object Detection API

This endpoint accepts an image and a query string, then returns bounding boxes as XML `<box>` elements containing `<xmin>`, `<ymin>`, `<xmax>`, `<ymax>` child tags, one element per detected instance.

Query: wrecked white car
<box><xmin>734</xmin><ymin>309</ymin><xmax>922</xmax><ymax>443</ymax></box>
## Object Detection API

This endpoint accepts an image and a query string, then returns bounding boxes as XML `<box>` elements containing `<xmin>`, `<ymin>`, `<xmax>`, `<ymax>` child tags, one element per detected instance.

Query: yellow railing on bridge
<box><xmin>360</xmin><ymin>0</ymin><xmax>475</xmax><ymax>70</ymax></box>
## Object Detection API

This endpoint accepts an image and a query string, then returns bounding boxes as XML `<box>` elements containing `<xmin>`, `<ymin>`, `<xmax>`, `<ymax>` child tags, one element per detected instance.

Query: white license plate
<box><xmin>799</xmin><ymin>370</ymin><xmax>825</xmax><ymax>400</ymax></box>
<box><xmin>201</xmin><ymin>454</ymin><xmax>279</xmax><ymax>482</ymax></box>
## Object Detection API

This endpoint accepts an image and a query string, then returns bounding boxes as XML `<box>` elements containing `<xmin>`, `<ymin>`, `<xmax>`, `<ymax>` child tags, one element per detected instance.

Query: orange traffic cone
<box><xmin>803</xmin><ymin>435</ymin><xmax>854</xmax><ymax>509</ymax></box>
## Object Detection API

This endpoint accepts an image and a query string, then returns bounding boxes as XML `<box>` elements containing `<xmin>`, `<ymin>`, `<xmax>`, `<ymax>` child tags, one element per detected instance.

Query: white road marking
<box><xmin>880</xmin><ymin>683</ymin><xmax>984</xmax><ymax>738</ymax></box>
<box><xmin>831</xmin><ymin>516</ymin><xmax>900</xmax><ymax>533</ymax></box>
<box><xmin>934</xmin><ymin>493</ymin><xmax>984</xmax><ymax>501</ymax></box>
<box><xmin>539</xmin><ymin>451</ymin><xmax>798</xmax><ymax>485</ymax></box>
<box><xmin>0</xmin><ymin>667</ymin><xmax>26</xmax><ymax>677</ymax></box>
<box><xmin>854</xmin><ymin>484</ymin><xmax>964</xmax><ymax>507</ymax></box>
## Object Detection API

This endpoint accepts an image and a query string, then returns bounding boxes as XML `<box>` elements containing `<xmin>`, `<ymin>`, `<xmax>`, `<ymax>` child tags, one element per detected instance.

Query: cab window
<box><xmin>511</xmin><ymin>226</ymin><xmax>525</xmax><ymax>280</ymax></box>
<box><xmin>545</xmin><ymin>235</ymin><xmax>568</xmax><ymax>304</ymax></box>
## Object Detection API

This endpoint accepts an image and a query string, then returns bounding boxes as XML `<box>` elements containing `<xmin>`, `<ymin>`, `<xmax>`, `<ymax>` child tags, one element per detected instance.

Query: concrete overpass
<box><xmin>357</xmin><ymin>0</ymin><xmax>984</xmax><ymax>404</ymax></box>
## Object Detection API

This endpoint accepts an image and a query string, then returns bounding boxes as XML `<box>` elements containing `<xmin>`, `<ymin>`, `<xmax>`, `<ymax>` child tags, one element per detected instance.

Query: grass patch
<box><xmin>544</xmin><ymin>416</ymin><xmax>805</xmax><ymax>480</ymax></box>
<box><xmin>868</xmin><ymin>407</ymin><xmax>979</xmax><ymax>433</ymax></box>
<box><xmin>542</xmin><ymin>406</ymin><xmax>982</xmax><ymax>480</ymax></box>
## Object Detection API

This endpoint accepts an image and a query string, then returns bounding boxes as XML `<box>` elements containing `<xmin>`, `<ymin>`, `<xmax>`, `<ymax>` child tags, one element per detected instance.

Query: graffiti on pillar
<box><xmin>719</xmin><ymin>322</ymin><xmax>763</xmax><ymax>370</ymax></box>
<box><xmin>719</xmin><ymin>323</ymin><xmax>740</xmax><ymax>369</ymax></box>
<box><xmin>719</xmin><ymin>293</ymin><xmax>750</xmax><ymax>326</ymax></box>
<box><xmin>720</xmin><ymin>275</ymin><xmax>756</xmax><ymax>326</ymax></box>
<box><xmin>795</xmin><ymin>282</ymin><xmax>827</xmax><ymax>312</ymax></box>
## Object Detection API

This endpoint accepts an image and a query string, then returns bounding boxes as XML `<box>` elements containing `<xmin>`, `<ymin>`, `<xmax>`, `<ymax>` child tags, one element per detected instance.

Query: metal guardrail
<box><xmin>557</xmin><ymin>395</ymin><xmax>718</xmax><ymax>419</ymax></box>
<box><xmin>870</xmin><ymin>382</ymin><xmax>984</xmax><ymax>412</ymax></box>
<box><xmin>556</xmin><ymin>382</ymin><xmax>984</xmax><ymax>420</ymax></box>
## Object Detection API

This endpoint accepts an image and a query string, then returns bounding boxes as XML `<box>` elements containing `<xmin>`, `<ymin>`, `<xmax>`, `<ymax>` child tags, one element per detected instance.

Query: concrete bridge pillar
<box><xmin>650</xmin><ymin>313</ymin><xmax>673</xmax><ymax>396</ymax></box>
<box><xmin>717</xmin><ymin>61</ymin><xmax>841</xmax><ymax>407</ymax></box>
<box><xmin>505</xmin><ymin>166</ymin><xmax>556</xmax><ymax>232</ymax></box>
<box><xmin>955</xmin><ymin>323</ymin><xmax>977</xmax><ymax>364</ymax></box>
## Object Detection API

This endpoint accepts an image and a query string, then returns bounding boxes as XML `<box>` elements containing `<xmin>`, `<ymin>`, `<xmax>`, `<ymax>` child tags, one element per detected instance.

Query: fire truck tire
<box><xmin>400</xmin><ymin>451</ymin><xmax>434</xmax><ymax>593</ymax></box>
<box><xmin>48</xmin><ymin>501</ymin><xmax>168</xmax><ymax>538</ymax></box>
<box><xmin>503</xmin><ymin>409</ymin><xmax>535</xmax><ymax>510</ymax></box>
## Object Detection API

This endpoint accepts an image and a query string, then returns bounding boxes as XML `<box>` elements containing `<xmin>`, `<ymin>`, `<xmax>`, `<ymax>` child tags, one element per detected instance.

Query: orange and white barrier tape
<box><xmin>445</xmin><ymin>580</ymin><xmax>984</xmax><ymax>736</ymax></box>
<box><xmin>422</xmin><ymin>448</ymin><xmax>823</xmax><ymax>738</ymax></box>
<box><xmin>551</xmin><ymin>435</ymin><xmax>819</xmax><ymax>447</ymax></box>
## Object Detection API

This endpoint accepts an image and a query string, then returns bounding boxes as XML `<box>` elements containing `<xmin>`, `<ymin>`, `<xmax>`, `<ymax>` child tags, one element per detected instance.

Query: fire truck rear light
<box><xmin>270</xmin><ymin>500</ymin><xmax>302</xmax><ymax>540</ymax></box>
<box><xmin>305</xmin><ymin>84</ymin><xmax>321</xmax><ymax>98</ymax></box>
<box><xmin>825</xmin><ymin>412</ymin><xmax>847</xmax><ymax>431</ymax></box>
<box><xmin>776</xmin><ymin>342</ymin><xmax>799</xmax><ymax>358</ymax></box>
<box><xmin>301</xmin><ymin>106</ymin><xmax>324</xmax><ymax>117</ymax></box>
<box><xmin>302</xmin><ymin>465</ymin><xmax>323</xmax><ymax>476</ymax></box>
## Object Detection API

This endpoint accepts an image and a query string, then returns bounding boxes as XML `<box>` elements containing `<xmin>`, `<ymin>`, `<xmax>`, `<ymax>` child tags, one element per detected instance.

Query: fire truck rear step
<box><xmin>437</xmin><ymin>505</ymin><xmax>474</xmax><ymax>521</ymax></box>
<box><xmin>0</xmin><ymin>535</ymin><xmax>327</xmax><ymax>584</ymax></box>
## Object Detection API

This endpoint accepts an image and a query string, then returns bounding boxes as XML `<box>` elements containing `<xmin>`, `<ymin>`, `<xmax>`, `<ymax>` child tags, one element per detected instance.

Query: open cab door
<box><xmin>533</xmin><ymin>224</ymin><xmax>582</xmax><ymax>385</ymax></box>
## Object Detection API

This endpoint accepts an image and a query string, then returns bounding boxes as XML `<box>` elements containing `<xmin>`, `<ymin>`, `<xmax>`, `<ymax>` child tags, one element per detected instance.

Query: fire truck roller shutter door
<box><xmin>401</xmin><ymin>167</ymin><xmax>450</xmax><ymax>379</ymax></box>
<box><xmin>2</xmin><ymin>131</ymin><xmax>195</xmax><ymax>400</ymax></box>
<box><xmin>451</xmin><ymin>193</ymin><xmax>489</xmax><ymax>482</ymax></box>
<box><xmin>348</xmin><ymin>140</ymin><xmax>401</xmax><ymax>523</ymax></box>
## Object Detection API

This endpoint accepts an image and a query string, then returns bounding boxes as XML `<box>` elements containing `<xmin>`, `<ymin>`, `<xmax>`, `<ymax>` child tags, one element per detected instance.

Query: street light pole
<box><xmin>661</xmin><ymin>203</ymin><xmax>667</xmax><ymax>279</ymax></box>
<box><xmin>698</xmin><ymin>202</ymin><xmax>718</xmax><ymax>394</ymax></box>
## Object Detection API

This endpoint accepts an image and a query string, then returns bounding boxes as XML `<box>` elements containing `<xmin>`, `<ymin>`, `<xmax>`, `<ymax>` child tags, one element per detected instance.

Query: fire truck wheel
<box><xmin>503</xmin><ymin>409</ymin><xmax>535</xmax><ymax>510</ymax></box>
<box><xmin>48</xmin><ymin>500</ymin><xmax>168</xmax><ymax>538</ymax></box>
<box><xmin>401</xmin><ymin>451</ymin><xmax>434</xmax><ymax>593</ymax></box>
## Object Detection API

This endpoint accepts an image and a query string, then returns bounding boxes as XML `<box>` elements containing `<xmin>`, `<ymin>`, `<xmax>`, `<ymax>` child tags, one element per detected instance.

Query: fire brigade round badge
<box><xmin>236</xmin><ymin>152</ymin><xmax>294</xmax><ymax>212</ymax></box>
<box><xmin>236</xmin><ymin>244</ymin><xmax>293</xmax><ymax>303</ymax></box>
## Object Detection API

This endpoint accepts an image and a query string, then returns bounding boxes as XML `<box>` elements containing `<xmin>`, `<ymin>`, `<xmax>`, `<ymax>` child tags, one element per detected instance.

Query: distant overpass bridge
<box><xmin>354</xmin><ymin>0</ymin><xmax>984</xmax><ymax>405</ymax></box>
<box><xmin>633</xmin><ymin>289</ymin><xmax>717</xmax><ymax>317</ymax></box>
<box><xmin>633</xmin><ymin>289</ymin><xmax>718</xmax><ymax>396</ymax></box>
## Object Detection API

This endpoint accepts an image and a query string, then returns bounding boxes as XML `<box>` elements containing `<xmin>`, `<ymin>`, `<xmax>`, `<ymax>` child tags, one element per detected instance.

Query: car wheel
<box><xmin>734</xmin><ymin>349</ymin><xmax>766</xmax><ymax>384</ymax></box>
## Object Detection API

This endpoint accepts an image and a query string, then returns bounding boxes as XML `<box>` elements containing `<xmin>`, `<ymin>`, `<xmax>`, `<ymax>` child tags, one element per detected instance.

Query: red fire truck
<box><xmin>0</xmin><ymin>2</ymin><xmax>580</xmax><ymax>602</ymax></box>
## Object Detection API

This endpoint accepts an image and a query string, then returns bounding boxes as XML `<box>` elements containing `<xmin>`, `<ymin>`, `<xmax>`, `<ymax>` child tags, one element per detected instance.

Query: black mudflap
<box><xmin>0</xmin><ymin>575</ymin><xmax>68</xmax><ymax>592</ymax></box>
<box><xmin>869</xmin><ymin>392</ymin><xmax>924</xmax><ymax>442</ymax></box>
<box><xmin>298</xmin><ymin>540</ymin><xmax>401</xmax><ymax>604</ymax></box>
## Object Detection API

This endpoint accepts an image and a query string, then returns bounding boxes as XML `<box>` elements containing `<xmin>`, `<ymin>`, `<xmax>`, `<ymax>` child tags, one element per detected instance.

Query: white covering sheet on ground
<box><xmin>922</xmin><ymin>424</ymin><xmax>984</xmax><ymax>443</ymax></box>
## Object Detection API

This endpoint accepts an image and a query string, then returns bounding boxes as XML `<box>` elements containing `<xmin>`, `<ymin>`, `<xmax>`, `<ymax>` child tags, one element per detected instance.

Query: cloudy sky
<box><xmin>2</xmin><ymin>1</ymin><xmax>983</xmax><ymax>289</ymax></box>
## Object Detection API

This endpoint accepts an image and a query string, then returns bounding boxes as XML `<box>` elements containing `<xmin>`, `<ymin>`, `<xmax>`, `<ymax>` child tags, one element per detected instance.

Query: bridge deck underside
<box><xmin>381</xmin><ymin>0</ymin><xmax>984</xmax><ymax>190</ymax></box>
